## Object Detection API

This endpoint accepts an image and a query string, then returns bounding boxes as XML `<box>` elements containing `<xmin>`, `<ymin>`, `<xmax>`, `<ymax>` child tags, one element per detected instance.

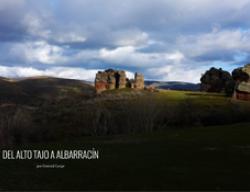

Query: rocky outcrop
<box><xmin>233</xmin><ymin>64</ymin><xmax>250</xmax><ymax>101</ymax></box>
<box><xmin>95</xmin><ymin>69</ymin><xmax>145</xmax><ymax>93</ymax></box>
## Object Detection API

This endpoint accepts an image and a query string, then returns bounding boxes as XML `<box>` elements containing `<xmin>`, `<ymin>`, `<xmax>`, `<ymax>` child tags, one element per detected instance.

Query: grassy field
<box><xmin>1</xmin><ymin>122</ymin><xmax>250</xmax><ymax>190</ymax></box>
<box><xmin>2</xmin><ymin>85</ymin><xmax>250</xmax><ymax>190</ymax></box>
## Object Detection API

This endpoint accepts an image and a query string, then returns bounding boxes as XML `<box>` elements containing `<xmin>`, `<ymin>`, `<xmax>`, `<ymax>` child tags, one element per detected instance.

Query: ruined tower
<box><xmin>117</xmin><ymin>71</ymin><xmax>126</xmax><ymax>89</ymax></box>
<box><xmin>95</xmin><ymin>69</ymin><xmax>145</xmax><ymax>93</ymax></box>
<box><xmin>134</xmin><ymin>73</ymin><xmax>145</xmax><ymax>89</ymax></box>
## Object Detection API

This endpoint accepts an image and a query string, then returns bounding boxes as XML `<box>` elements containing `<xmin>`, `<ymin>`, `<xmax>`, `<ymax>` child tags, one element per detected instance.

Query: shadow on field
<box><xmin>1</xmin><ymin>91</ymin><xmax>250</xmax><ymax>146</ymax></box>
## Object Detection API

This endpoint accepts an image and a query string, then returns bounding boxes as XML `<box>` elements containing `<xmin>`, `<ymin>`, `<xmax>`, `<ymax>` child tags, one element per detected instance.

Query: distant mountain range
<box><xmin>145</xmin><ymin>81</ymin><xmax>200</xmax><ymax>91</ymax></box>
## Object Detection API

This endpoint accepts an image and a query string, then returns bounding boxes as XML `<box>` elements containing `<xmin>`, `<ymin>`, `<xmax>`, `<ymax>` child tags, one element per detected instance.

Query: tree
<box><xmin>200</xmin><ymin>67</ymin><xmax>233</xmax><ymax>93</ymax></box>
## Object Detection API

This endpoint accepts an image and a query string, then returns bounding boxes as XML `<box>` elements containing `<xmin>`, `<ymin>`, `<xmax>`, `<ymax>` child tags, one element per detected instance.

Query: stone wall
<box><xmin>95</xmin><ymin>69</ymin><xmax>145</xmax><ymax>93</ymax></box>
<box><xmin>134</xmin><ymin>73</ymin><xmax>144</xmax><ymax>89</ymax></box>
<box><xmin>95</xmin><ymin>72</ymin><xmax>109</xmax><ymax>93</ymax></box>
<box><xmin>117</xmin><ymin>71</ymin><xmax>126</xmax><ymax>89</ymax></box>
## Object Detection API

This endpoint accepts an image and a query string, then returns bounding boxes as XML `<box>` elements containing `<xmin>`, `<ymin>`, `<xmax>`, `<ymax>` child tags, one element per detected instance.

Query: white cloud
<box><xmin>99</xmin><ymin>46</ymin><xmax>185</xmax><ymax>67</ymax></box>
<box><xmin>22</xmin><ymin>12</ymin><xmax>51</xmax><ymax>39</ymax></box>
<box><xmin>3</xmin><ymin>0</ymin><xmax>250</xmax><ymax>83</ymax></box>
<box><xmin>147</xmin><ymin>64</ymin><xmax>208</xmax><ymax>83</ymax></box>
<box><xmin>100</xmin><ymin>46</ymin><xmax>135</xmax><ymax>62</ymax></box>
<box><xmin>0</xmin><ymin>66</ymin><xmax>98</xmax><ymax>81</ymax></box>
<box><xmin>177</xmin><ymin>29</ymin><xmax>250</xmax><ymax>59</ymax></box>
<box><xmin>0</xmin><ymin>0</ymin><xmax>26</xmax><ymax>11</ymax></box>
<box><xmin>10</xmin><ymin>41</ymin><xmax>66</xmax><ymax>64</ymax></box>
<box><xmin>125</xmin><ymin>71</ymin><xmax>135</xmax><ymax>79</ymax></box>
<box><xmin>55</xmin><ymin>32</ymin><xmax>87</xmax><ymax>44</ymax></box>
<box><xmin>0</xmin><ymin>65</ymin><xmax>135</xmax><ymax>81</ymax></box>
<box><xmin>113</xmin><ymin>30</ymin><xmax>149</xmax><ymax>47</ymax></box>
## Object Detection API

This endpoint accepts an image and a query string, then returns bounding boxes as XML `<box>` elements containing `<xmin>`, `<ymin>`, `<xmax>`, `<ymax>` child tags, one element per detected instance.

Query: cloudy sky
<box><xmin>0</xmin><ymin>0</ymin><xmax>250</xmax><ymax>82</ymax></box>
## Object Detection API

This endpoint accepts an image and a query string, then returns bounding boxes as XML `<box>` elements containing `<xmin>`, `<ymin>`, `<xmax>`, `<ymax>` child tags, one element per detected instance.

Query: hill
<box><xmin>0</xmin><ymin>76</ymin><xmax>95</xmax><ymax>104</ymax></box>
<box><xmin>145</xmin><ymin>80</ymin><xmax>200</xmax><ymax>91</ymax></box>
<box><xmin>1</xmin><ymin>76</ymin><xmax>250</xmax><ymax>146</ymax></box>
<box><xmin>1</xmin><ymin>79</ymin><xmax>250</xmax><ymax>191</ymax></box>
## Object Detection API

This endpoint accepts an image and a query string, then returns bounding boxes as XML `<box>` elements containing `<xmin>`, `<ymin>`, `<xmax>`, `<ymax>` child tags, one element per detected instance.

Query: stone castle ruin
<box><xmin>95</xmin><ymin>69</ymin><xmax>144</xmax><ymax>93</ymax></box>
<box><xmin>234</xmin><ymin>64</ymin><xmax>250</xmax><ymax>101</ymax></box>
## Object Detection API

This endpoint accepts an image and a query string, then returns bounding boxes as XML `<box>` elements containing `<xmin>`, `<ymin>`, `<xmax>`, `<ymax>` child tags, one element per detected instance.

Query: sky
<box><xmin>1</xmin><ymin>0</ymin><xmax>250</xmax><ymax>83</ymax></box>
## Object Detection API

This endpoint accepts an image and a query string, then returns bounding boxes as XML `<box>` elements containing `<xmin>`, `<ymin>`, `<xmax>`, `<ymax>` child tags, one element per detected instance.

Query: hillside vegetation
<box><xmin>1</xmin><ymin>77</ymin><xmax>250</xmax><ymax>145</ymax></box>
<box><xmin>0</xmin><ymin>77</ymin><xmax>95</xmax><ymax>104</ymax></box>
<box><xmin>1</xmin><ymin>77</ymin><xmax>250</xmax><ymax>190</ymax></box>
